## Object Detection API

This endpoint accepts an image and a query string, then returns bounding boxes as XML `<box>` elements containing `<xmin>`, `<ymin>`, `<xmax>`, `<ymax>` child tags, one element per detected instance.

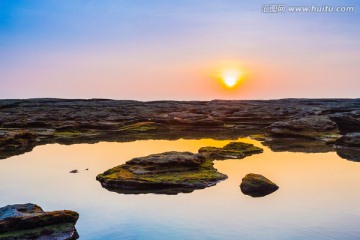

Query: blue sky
<box><xmin>1</xmin><ymin>0</ymin><xmax>359</xmax><ymax>100</ymax></box>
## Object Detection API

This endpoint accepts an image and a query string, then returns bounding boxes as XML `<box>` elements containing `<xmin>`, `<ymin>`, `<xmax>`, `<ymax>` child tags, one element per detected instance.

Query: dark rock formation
<box><xmin>69</xmin><ymin>170</ymin><xmax>78</xmax><ymax>173</ymax></box>
<box><xmin>240</xmin><ymin>173</ymin><xmax>279</xmax><ymax>197</ymax></box>
<box><xmin>0</xmin><ymin>203</ymin><xmax>79</xmax><ymax>240</ymax></box>
<box><xmin>198</xmin><ymin>142</ymin><xmax>263</xmax><ymax>160</ymax></box>
<box><xmin>96</xmin><ymin>151</ymin><xmax>227</xmax><ymax>194</ymax></box>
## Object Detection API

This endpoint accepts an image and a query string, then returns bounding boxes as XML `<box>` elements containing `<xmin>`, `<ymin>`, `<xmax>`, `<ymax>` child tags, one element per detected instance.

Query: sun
<box><xmin>221</xmin><ymin>69</ymin><xmax>242</xmax><ymax>88</ymax></box>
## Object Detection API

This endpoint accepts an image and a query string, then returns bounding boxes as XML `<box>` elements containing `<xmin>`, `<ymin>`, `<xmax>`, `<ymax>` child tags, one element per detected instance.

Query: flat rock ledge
<box><xmin>240</xmin><ymin>173</ymin><xmax>279</xmax><ymax>197</ymax></box>
<box><xmin>0</xmin><ymin>203</ymin><xmax>79</xmax><ymax>240</ymax></box>
<box><xmin>198</xmin><ymin>142</ymin><xmax>263</xmax><ymax>160</ymax></box>
<box><xmin>96</xmin><ymin>151</ymin><xmax>228</xmax><ymax>194</ymax></box>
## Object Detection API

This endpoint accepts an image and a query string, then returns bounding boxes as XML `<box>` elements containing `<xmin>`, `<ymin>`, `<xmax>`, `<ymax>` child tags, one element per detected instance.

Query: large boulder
<box><xmin>269</xmin><ymin>115</ymin><xmax>339</xmax><ymax>139</ymax></box>
<box><xmin>198</xmin><ymin>142</ymin><xmax>263</xmax><ymax>160</ymax></box>
<box><xmin>240</xmin><ymin>173</ymin><xmax>279</xmax><ymax>197</ymax></box>
<box><xmin>0</xmin><ymin>203</ymin><xmax>79</xmax><ymax>240</ymax></box>
<box><xmin>96</xmin><ymin>152</ymin><xmax>227</xmax><ymax>194</ymax></box>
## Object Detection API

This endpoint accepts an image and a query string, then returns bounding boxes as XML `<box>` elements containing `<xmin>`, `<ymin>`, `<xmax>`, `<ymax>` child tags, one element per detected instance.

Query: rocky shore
<box><xmin>0</xmin><ymin>98</ymin><xmax>360</xmax><ymax>161</ymax></box>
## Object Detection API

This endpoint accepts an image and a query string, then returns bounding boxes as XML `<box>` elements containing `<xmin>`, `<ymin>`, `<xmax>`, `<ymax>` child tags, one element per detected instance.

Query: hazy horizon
<box><xmin>1</xmin><ymin>0</ymin><xmax>359</xmax><ymax>100</ymax></box>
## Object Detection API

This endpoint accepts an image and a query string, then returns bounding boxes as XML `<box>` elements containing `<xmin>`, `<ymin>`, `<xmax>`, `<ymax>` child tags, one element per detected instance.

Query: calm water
<box><xmin>1</xmin><ymin>138</ymin><xmax>360</xmax><ymax>240</ymax></box>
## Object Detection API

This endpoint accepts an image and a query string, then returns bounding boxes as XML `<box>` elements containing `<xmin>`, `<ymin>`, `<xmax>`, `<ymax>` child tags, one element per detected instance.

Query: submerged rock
<box><xmin>240</xmin><ymin>173</ymin><xmax>279</xmax><ymax>197</ymax></box>
<box><xmin>0</xmin><ymin>203</ymin><xmax>79</xmax><ymax>240</ymax></box>
<box><xmin>198</xmin><ymin>142</ymin><xmax>263</xmax><ymax>160</ymax></box>
<box><xmin>96</xmin><ymin>151</ymin><xmax>227</xmax><ymax>194</ymax></box>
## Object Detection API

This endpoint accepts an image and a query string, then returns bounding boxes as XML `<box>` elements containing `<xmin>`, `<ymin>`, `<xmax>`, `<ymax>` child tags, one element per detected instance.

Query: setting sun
<box><xmin>221</xmin><ymin>68</ymin><xmax>242</xmax><ymax>88</ymax></box>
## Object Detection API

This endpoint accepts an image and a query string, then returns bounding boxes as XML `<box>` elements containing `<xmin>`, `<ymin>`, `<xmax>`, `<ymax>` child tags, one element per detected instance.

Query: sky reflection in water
<box><xmin>0</xmin><ymin>138</ymin><xmax>360</xmax><ymax>240</ymax></box>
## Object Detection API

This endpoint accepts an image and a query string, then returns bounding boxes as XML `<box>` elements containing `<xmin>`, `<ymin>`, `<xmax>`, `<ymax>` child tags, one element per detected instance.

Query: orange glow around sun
<box><xmin>221</xmin><ymin>68</ymin><xmax>243</xmax><ymax>88</ymax></box>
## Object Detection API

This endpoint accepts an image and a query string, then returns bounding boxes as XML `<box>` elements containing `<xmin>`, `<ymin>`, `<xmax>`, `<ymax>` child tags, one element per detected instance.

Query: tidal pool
<box><xmin>1</xmin><ymin>138</ymin><xmax>360</xmax><ymax>240</ymax></box>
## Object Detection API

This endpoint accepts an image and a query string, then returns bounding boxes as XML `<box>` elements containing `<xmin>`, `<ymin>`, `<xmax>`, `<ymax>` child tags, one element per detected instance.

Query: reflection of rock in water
<box><xmin>240</xmin><ymin>173</ymin><xmax>279</xmax><ymax>198</ymax></box>
<box><xmin>0</xmin><ymin>203</ymin><xmax>79</xmax><ymax>240</ymax></box>
<box><xmin>336</xmin><ymin>147</ymin><xmax>360</xmax><ymax>162</ymax></box>
<box><xmin>261</xmin><ymin>137</ymin><xmax>334</xmax><ymax>153</ymax></box>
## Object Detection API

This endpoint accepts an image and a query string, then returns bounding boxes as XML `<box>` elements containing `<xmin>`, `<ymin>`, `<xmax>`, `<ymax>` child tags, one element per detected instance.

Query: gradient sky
<box><xmin>1</xmin><ymin>0</ymin><xmax>359</xmax><ymax>100</ymax></box>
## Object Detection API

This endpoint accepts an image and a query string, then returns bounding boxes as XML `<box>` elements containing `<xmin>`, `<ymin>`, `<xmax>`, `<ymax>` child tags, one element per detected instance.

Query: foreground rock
<box><xmin>198</xmin><ymin>142</ymin><xmax>263</xmax><ymax>160</ymax></box>
<box><xmin>240</xmin><ymin>173</ymin><xmax>279</xmax><ymax>197</ymax></box>
<box><xmin>0</xmin><ymin>203</ymin><xmax>79</xmax><ymax>240</ymax></box>
<box><xmin>96</xmin><ymin>152</ymin><xmax>227</xmax><ymax>194</ymax></box>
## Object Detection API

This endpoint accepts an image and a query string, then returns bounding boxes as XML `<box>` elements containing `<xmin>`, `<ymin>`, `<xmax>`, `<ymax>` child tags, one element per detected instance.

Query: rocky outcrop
<box><xmin>198</xmin><ymin>142</ymin><xmax>263</xmax><ymax>160</ymax></box>
<box><xmin>0</xmin><ymin>130</ymin><xmax>38</xmax><ymax>159</ymax></box>
<box><xmin>96</xmin><ymin>152</ymin><xmax>228</xmax><ymax>194</ymax></box>
<box><xmin>269</xmin><ymin>115</ymin><xmax>339</xmax><ymax>139</ymax></box>
<box><xmin>240</xmin><ymin>173</ymin><xmax>279</xmax><ymax>197</ymax></box>
<box><xmin>0</xmin><ymin>203</ymin><xmax>79</xmax><ymax>240</ymax></box>
<box><xmin>335</xmin><ymin>133</ymin><xmax>360</xmax><ymax>147</ymax></box>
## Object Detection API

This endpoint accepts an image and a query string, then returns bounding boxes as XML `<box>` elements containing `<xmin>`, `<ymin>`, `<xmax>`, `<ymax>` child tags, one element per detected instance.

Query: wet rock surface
<box><xmin>96</xmin><ymin>151</ymin><xmax>228</xmax><ymax>194</ymax></box>
<box><xmin>0</xmin><ymin>98</ymin><xmax>360</xmax><ymax>161</ymax></box>
<box><xmin>0</xmin><ymin>203</ymin><xmax>79</xmax><ymax>240</ymax></box>
<box><xmin>240</xmin><ymin>173</ymin><xmax>279</xmax><ymax>197</ymax></box>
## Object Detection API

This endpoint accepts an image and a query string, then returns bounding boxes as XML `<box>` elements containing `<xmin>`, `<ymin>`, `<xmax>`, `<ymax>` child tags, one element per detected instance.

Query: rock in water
<box><xmin>198</xmin><ymin>142</ymin><xmax>263</xmax><ymax>160</ymax></box>
<box><xmin>240</xmin><ymin>173</ymin><xmax>279</xmax><ymax>197</ymax></box>
<box><xmin>96</xmin><ymin>151</ymin><xmax>227</xmax><ymax>194</ymax></box>
<box><xmin>0</xmin><ymin>203</ymin><xmax>79</xmax><ymax>240</ymax></box>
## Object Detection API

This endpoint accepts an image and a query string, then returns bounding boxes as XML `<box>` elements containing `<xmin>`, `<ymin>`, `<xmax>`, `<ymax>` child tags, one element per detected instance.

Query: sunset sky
<box><xmin>1</xmin><ymin>0</ymin><xmax>359</xmax><ymax>100</ymax></box>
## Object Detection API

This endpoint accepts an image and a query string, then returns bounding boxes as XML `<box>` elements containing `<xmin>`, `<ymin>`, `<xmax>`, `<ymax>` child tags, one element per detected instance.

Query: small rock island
<box><xmin>97</xmin><ymin>142</ymin><xmax>263</xmax><ymax>194</ymax></box>
<box><xmin>240</xmin><ymin>173</ymin><xmax>279</xmax><ymax>197</ymax></box>
<box><xmin>0</xmin><ymin>203</ymin><xmax>79</xmax><ymax>240</ymax></box>
<box><xmin>97</xmin><ymin>151</ymin><xmax>227</xmax><ymax>194</ymax></box>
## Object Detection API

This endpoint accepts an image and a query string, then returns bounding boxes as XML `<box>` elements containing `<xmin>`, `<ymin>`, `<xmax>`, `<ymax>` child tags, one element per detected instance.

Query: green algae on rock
<box><xmin>96</xmin><ymin>152</ymin><xmax>228</xmax><ymax>194</ymax></box>
<box><xmin>240</xmin><ymin>173</ymin><xmax>279</xmax><ymax>197</ymax></box>
<box><xmin>198</xmin><ymin>142</ymin><xmax>263</xmax><ymax>160</ymax></box>
<box><xmin>0</xmin><ymin>203</ymin><xmax>79</xmax><ymax>240</ymax></box>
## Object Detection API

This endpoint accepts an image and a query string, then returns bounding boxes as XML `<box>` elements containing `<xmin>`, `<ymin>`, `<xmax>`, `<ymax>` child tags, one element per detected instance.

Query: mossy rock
<box><xmin>198</xmin><ymin>142</ymin><xmax>263</xmax><ymax>160</ymax></box>
<box><xmin>96</xmin><ymin>152</ymin><xmax>227</xmax><ymax>194</ymax></box>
